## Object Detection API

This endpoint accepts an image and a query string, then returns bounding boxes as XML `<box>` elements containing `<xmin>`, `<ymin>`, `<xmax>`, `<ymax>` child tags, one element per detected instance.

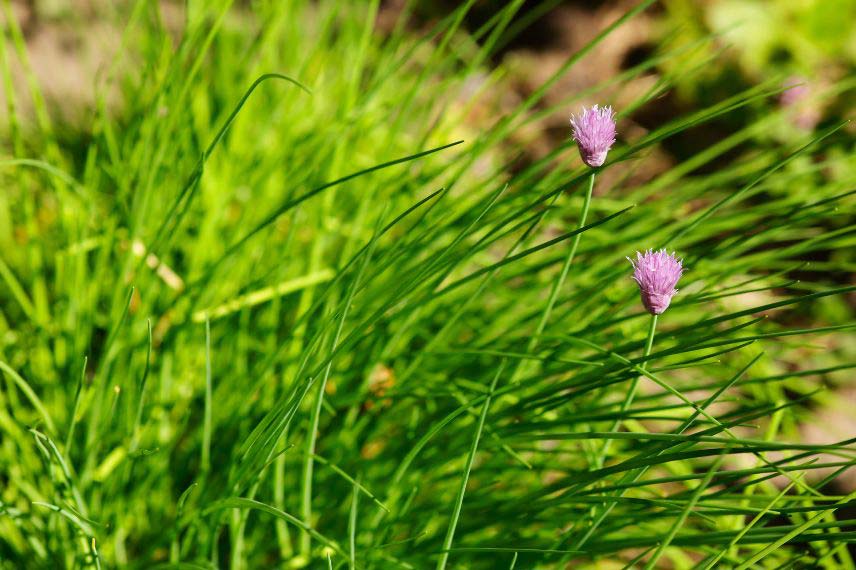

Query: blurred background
<box><xmin>1</xmin><ymin>1</ymin><xmax>855</xmax><ymax>568</ymax></box>
<box><xmin>3</xmin><ymin>0</ymin><xmax>856</xmax><ymax>144</ymax></box>
<box><xmin>4</xmin><ymin>0</ymin><xmax>852</xmax><ymax>435</ymax></box>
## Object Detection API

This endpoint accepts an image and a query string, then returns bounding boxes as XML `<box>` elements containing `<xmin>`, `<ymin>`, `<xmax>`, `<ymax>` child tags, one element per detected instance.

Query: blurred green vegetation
<box><xmin>660</xmin><ymin>0</ymin><xmax>855</xmax><ymax>117</ymax></box>
<box><xmin>0</xmin><ymin>1</ymin><xmax>854</xmax><ymax>569</ymax></box>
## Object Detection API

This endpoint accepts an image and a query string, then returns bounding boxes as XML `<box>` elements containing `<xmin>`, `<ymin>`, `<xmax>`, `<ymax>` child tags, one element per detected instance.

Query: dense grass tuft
<box><xmin>1</xmin><ymin>1</ymin><xmax>854</xmax><ymax>568</ymax></box>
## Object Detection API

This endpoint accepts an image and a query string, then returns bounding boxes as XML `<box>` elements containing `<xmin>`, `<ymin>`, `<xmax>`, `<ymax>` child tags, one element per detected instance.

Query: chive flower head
<box><xmin>570</xmin><ymin>104</ymin><xmax>616</xmax><ymax>168</ymax></box>
<box><xmin>628</xmin><ymin>249</ymin><xmax>684</xmax><ymax>315</ymax></box>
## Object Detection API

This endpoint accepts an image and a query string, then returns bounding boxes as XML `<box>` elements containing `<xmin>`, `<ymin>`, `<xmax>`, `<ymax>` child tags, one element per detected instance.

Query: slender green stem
<box><xmin>349</xmin><ymin>476</ymin><xmax>360</xmax><ymax>570</ymax></box>
<box><xmin>512</xmin><ymin>171</ymin><xmax>595</xmax><ymax>382</ymax></box>
<box><xmin>553</xmin><ymin>313</ymin><xmax>659</xmax><ymax>561</ymax></box>
<box><xmin>642</xmin><ymin>313</ymin><xmax>658</xmax><ymax>365</ymax></box>
<box><xmin>130</xmin><ymin>321</ymin><xmax>152</xmax><ymax>454</ymax></box>
<box><xmin>300</xmin><ymin>210</ymin><xmax>373</xmax><ymax>557</ymax></box>
<box><xmin>301</xmin><ymin>335</ymin><xmax>339</xmax><ymax>555</ymax></box>
<box><xmin>564</xmin><ymin>172</ymin><xmax>596</xmax><ymax>276</ymax></box>
<box><xmin>64</xmin><ymin>356</ymin><xmax>87</xmax><ymax>454</ymax></box>
<box><xmin>436</xmin><ymin>360</ymin><xmax>505</xmax><ymax>570</ymax></box>
<box><xmin>201</xmin><ymin>318</ymin><xmax>212</xmax><ymax>474</ymax></box>
<box><xmin>596</xmin><ymin>312</ymin><xmax>657</xmax><ymax>468</ymax></box>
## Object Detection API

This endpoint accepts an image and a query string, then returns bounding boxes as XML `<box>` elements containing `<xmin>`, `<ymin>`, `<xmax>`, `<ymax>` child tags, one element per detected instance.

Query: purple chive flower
<box><xmin>628</xmin><ymin>249</ymin><xmax>684</xmax><ymax>315</ymax></box>
<box><xmin>570</xmin><ymin>105</ymin><xmax>616</xmax><ymax>168</ymax></box>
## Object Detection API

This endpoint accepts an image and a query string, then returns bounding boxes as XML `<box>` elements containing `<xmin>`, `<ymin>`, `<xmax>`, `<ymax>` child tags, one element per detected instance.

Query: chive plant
<box><xmin>0</xmin><ymin>1</ymin><xmax>854</xmax><ymax>569</ymax></box>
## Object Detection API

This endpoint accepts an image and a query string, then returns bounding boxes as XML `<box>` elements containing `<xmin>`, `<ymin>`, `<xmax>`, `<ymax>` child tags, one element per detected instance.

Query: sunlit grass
<box><xmin>0</xmin><ymin>1</ymin><xmax>854</xmax><ymax>568</ymax></box>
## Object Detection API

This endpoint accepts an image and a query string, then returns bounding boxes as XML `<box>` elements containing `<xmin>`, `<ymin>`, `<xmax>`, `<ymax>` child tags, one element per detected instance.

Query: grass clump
<box><xmin>0</xmin><ymin>1</ymin><xmax>854</xmax><ymax>568</ymax></box>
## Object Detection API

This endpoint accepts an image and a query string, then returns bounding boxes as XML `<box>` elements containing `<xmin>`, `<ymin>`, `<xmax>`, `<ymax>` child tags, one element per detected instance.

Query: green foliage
<box><xmin>662</xmin><ymin>0</ymin><xmax>856</xmax><ymax>98</ymax></box>
<box><xmin>0</xmin><ymin>1</ymin><xmax>854</xmax><ymax>568</ymax></box>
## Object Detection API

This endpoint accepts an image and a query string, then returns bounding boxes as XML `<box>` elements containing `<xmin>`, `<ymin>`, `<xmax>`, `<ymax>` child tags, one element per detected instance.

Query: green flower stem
<box><xmin>596</xmin><ymin>313</ymin><xmax>658</xmax><ymax>468</ymax></box>
<box><xmin>512</xmin><ymin>171</ymin><xmax>595</xmax><ymax>383</ymax></box>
